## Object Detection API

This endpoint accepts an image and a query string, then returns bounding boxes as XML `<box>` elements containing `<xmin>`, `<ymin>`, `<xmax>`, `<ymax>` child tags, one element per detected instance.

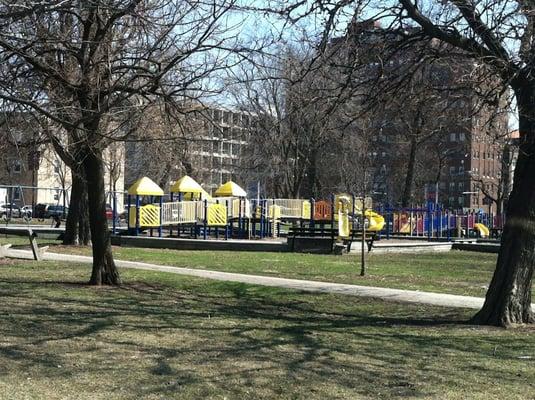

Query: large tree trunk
<box><xmin>63</xmin><ymin>168</ymin><xmax>91</xmax><ymax>245</ymax></box>
<box><xmin>401</xmin><ymin>137</ymin><xmax>418</xmax><ymax>208</ymax></box>
<box><xmin>83</xmin><ymin>151</ymin><xmax>121</xmax><ymax>286</ymax></box>
<box><xmin>472</xmin><ymin>85</ymin><xmax>535</xmax><ymax>327</ymax></box>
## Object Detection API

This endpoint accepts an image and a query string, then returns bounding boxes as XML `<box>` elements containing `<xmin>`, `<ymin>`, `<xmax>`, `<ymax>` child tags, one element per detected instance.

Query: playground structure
<box><xmin>123</xmin><ymin>175</ymin><xmax>498</xmax><ymax>244</ymax></box>
<box><xmin>380</xmin><ymin>202</ymin><xmax>501</xmax><ymax>240</ymax></box>
<box><xmin>1</xmin><ymin>176</ymin><xmax>497</xmax><ymax>245</ymax></box>
<box><xmin>124</xmin><ymin>176</ymin><xmax>386</xmax><ymax>241</ymax></box>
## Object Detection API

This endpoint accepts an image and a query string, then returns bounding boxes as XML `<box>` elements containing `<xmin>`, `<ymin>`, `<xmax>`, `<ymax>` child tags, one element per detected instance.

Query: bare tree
<box><xmin>262</xmin><ymin>0</ymin><xmax>533</xmax><ymax>326</ymax></box>
<box><xmin>396</xmin><ymin>0</ymin><xmax>535</xmax><ymax>326</ymax></box>
<box><xmin>0</xmin><ymin>0</ymin><xmax>245</xmax><ymax>285</ymax></box>
<box><xmin>230</xmin><ymin>47</ymin><xmax>346</xmax><ymax>199</ymax></box>
<box><xmin>124</xmin><ymin>104</ymin><xmax>205</xmax><ymax>189</ymax></box>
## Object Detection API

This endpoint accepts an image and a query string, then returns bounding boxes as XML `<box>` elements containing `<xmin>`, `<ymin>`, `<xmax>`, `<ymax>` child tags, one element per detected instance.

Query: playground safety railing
<box><xmin>212</xmin><ymin>197</ymin><xmax>251</xmax><ymax>219</ymax></box>
<box><xmin>160</xmin><ymin>201</ymin><xmax>201</xmax><ymax>225</ymax></box>
<box><xmin>266</xmin><ymin>199</ymin><xmax>310</xmax><ymax>219</ymax></box>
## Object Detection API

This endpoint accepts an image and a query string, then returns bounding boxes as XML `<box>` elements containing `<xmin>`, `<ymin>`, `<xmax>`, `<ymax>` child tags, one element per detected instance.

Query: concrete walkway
<box><xmin>3</xmin><ymin>248</ymin><xmax>515</xmax><ymax>310</ymax></box>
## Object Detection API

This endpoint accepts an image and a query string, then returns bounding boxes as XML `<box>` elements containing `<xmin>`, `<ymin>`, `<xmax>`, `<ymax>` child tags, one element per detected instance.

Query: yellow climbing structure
<box><xmin>127</xmin><ymin>177</ymin><xmax>164</xmax><ymax>228</ymax></box>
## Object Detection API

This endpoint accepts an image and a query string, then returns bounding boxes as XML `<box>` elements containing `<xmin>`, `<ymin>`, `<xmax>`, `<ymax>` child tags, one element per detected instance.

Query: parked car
<box><xmin>0</xmin><ymin>203</ymin><xmax>21</xmax><ymax>218</ymax></box>
<box><xmin>46</xmin><ymin>205</ymin><xmax>69</xmax><ymax>219</ymax></box>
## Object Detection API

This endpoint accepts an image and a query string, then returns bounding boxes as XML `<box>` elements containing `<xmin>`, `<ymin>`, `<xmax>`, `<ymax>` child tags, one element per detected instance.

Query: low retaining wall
<box><xmin>452</xmin><ymin>242</ymin><xmax>500</xmax><ymax>253</ymax></box>
<box><xmin>110</xmin><ymin>234</ymin><xmax>500</xmax><ymax>255</ymax></box>
<box><xmin>287</xmin><ymin>237</ymin><xmax>335</xmax><ymax>254</ymax></box>
<box><xmin>112</xmin><ymin>235</ymin><xmax>288</xmax><ymax>252</ymax></box>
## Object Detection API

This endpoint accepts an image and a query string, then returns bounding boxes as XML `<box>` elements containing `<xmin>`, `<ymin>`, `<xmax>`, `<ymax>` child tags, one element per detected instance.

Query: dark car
<box><xmin>45</xmin><ymin>205</ymin><xmax>69</xmax><ymax>219</ymax></box>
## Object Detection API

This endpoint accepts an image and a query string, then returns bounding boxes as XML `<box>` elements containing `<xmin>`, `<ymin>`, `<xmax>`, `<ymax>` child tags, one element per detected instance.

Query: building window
<box><xmin>450</xmin><ymin>133</ymin><xmax>456</xmax><ymax>142</ymax></box>
<box><xmin>459</xmin><ymin>132</ymin><xmax>466</xmax><ymax>141</ymax></box>
<box><xmin>222</xmin><ymin>142</ymin><xmax>231</xmax><ymax>155</ymax></box>
<box><xmin>458</xmin><ymin>197</ymin><xmax>464</xmax><ymax>206</ymax></box>
<box><xmin>458</xmin><ymin>182</ymin><xmax>464</xmax><ymax>190</ymax></box>
<box><xmin>232</xmin><ymin>113</ymin><xmax>240</xmax><ymax>125</ymax></box>
<box><xmin>458</xmin><ymin>166</ymin><xmax>464</xmax><ymax>174</ymax></box>
<box><xmin>449</xmin><ymin>182</ymin><xmax>455</xmax><ymax>190</ymax></box>
<box><xmin>13</xmin><ymin>187</ymin><xmax>21</xmax><ymax>200</ymax></box>
<box><xmin>13</xmin><ymin>160</ymin><xmax>22</xmax><ymax>174</ymax></box>
<box><xmin>231</xmin><ymin>143</ymin><xmax>240</xmax><ymax>156</ymax></box>
<box><xmin>449</xmin><ymin>166</ymin><xmax>456</xmax><ymax>175</ymax></box>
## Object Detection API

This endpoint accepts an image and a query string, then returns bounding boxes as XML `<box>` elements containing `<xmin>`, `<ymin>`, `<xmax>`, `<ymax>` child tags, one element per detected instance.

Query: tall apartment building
<box><xmin>124</xmin><ymin>105</ymin><xmax>251</xmax><ymax>195</ymax></box>
<box><xmin>192</xmin><ymin>107</ymin><xmax>251</xmax><ymax>193</ymax></box>
<box><xmin>332</xmin><ymin>19</ymin><xmax>508</xmax><ymax>212</ymax></box>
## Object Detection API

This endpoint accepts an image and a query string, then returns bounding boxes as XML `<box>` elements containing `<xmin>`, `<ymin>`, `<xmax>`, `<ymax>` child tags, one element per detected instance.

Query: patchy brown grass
<box><xmin>0</xmin><ymin>260</ymin><xmax>533</xmax><ymax>399</ymax></box>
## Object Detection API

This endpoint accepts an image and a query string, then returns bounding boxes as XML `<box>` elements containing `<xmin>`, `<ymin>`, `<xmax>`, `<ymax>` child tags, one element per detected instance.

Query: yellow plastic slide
<box><xmin>365</xmin><ymin>210</ymin><xmax>385</xmax><ymax>232</ymax></box>
<box><xmin>474</xmin><ymin>223</ymin><xmax>489</xmax><ymax>238</ymax></box>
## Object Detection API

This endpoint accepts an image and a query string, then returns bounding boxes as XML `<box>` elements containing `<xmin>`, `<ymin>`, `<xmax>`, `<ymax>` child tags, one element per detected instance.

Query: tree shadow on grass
<box><xmin>0</xmin><ymin>276</ymin><xmax>532</xmax><ymax>399</ymax></box>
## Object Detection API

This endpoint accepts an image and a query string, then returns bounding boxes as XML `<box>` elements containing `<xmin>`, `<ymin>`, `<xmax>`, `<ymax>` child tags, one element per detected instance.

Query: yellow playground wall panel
<box><xmin>129</xmin><ymin>205</ymin><xmax>161</xmax><ymax>228</ymax></box>
<box><xmin>207</xmin><ymin>204</ymin><xmax>227</xmax><ymax>226</ymax></box>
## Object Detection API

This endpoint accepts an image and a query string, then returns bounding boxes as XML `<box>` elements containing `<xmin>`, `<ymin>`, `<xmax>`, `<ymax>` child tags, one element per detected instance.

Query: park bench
<box><xmin>0</xmin><ymin>227</ymin><xmax>56</xmax><ymax>260</ymax></box>
<box><xmin>288</xmin><ymin>226</ymin><xmax>377</xmax><ymax>254</ymax></box>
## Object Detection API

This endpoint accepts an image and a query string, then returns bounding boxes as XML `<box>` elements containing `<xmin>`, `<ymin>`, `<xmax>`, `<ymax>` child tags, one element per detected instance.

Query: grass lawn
<box><xmin>103</xmin><ymin>248</ymin><xmax>501</xmax><ymax>297</ymax></box>
<box><xmin>0</xmin><ymin>234</ymin><xmax>516</xmax><ymax>298</ymax></box>
<box><xmin>0</xmin><ymin>259</ymin><xmax>534</xmax><ymax>399</ymax></box>
<box><xmin>2</xmin><ymin>232</ymin><xmax>502</xmax><ymax>297</ymax></box>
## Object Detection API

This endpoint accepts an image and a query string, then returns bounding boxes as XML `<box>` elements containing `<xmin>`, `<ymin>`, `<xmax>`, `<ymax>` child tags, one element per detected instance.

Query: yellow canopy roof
<box><xmin>170</xmin><ymin>176</ymin><xmax>203</xmax><ymax>194</ymax></box>
<box><xmin>183</xmin><ymin>188</ymin><xmax>212</xmax><ymax>201</ymax></box>
<box><xmin>128</xmin><ymin>177</ymin><xmax>164</xmax><ymax>196</ymax></box>
<box><xmin>214</xmin><ymin>181</ymin><xmax>247</xmax><ymax>197</ymax></box>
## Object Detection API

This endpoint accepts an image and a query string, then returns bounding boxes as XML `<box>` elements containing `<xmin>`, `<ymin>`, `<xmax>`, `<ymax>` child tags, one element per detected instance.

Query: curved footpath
<box><xmin>5</xmin><ymin>248</ymin><xmax>529</xmax><ymax>310</ymax></box>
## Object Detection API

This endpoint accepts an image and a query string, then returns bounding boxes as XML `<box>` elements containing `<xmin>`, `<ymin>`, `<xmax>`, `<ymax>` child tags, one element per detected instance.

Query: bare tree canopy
<box><xmin>0</xmin><ymin>0</ymin><xmax>248</xmax><ymax>285</ymax></box>
<box><xmin>260</xmin><ymin>0</ymin><xmax>533</xmax><ymax>327</ymax></box>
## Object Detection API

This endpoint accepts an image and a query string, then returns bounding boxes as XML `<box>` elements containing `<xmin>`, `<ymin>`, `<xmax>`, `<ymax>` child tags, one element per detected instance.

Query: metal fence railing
<box><xmin>265</xmin><ymin>199</ymin><xmax>309</xmax><ymax>219</ymax></box>
<box><xmin>160</xmin><ymin>201</ymin><xmax>201</xmax><ymax>225</ymax></box>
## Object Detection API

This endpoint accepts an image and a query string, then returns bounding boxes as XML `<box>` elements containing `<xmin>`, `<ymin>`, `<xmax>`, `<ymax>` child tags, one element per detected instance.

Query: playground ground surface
<box><xmin>0</xmin><ymin>259</ymin><xmax>534</xmax><ymax>400</ymax></box>
<box><xmin>0</xmin><ymin>235</ymin><xmax>504</xmax><ymax>297</ymax></box>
